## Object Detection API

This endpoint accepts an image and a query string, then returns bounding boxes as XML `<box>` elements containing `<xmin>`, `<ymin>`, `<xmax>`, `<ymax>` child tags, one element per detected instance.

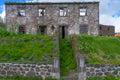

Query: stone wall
<box><xmin>0</xmin><ymin>63</ymin><xmax>52</xmax><ymax>78</ymax></box>
<box><xmin>99</xmin><ymin>24</ymin><xmax>115</xmax><ymax>36</ymax></box>
<box><xmin>0</xmin><ymin>62</ymin><xmax>120</xmax><ymax>79</ymax></box>
<box><xmin>5</xmin><ymin>2</ymin><xmax>99</xmax><ymax>36</ymax></box>
<box><xmin>86</xmin><ymin>64</ymin><xmax>120</xmax><ymax>77</ymax></box>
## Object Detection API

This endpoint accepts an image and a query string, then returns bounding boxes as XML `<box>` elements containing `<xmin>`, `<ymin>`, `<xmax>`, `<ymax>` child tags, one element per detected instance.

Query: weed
<box><xmin>59</xmin><ymin>38</ymin><xmax>77</xmax><ymax>76</ymax></box>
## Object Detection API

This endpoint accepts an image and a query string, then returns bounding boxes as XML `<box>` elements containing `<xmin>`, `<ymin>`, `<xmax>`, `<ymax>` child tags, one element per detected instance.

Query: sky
<box><xmin>0</xmin><ymin>0</ymin><xmax>120</xmax><ymax>32</ymax></box>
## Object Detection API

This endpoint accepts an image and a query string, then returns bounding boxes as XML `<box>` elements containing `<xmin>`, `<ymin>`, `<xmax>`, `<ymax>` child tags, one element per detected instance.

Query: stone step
<box><xmin>62</xmin><ymin>76</ymin><xmax>78</xmax><ymax>80</ymax></box>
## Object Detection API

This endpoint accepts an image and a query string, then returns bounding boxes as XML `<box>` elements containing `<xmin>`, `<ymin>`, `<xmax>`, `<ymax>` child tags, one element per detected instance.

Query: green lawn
<box><xmin>76</xmin><ymin>34</ymin><xmax>120</xmax><ymax>64</ymax></box>
<box><xmin>0</xmin><ymin>23</ymin><xmax>56</xmax><ymax>62</ymax></box>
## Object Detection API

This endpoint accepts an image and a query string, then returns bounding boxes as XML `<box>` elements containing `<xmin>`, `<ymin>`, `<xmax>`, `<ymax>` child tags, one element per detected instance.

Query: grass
<box><xmin>87</xmin><ymin>75</ymin><xmax>120</xmax><ymax>80</ymax></box>
<box><xmin>59</xmin><ymin>38</ymin><xmax>77</xmax><ymax>76</ymax></box>
<box><xmin>76</xmin><ymin>34</ymin><xmax>120</xmax><ymax>64</ymax></box>
<box><xmin>0</xmin><ymin>76</ymin><xmax>59</xmax><ymax>80</ymax></box>
<box><xmin>0</xmin><ymin>76</ymin><xmax>42</xmax><ymax>80</ymax></box>
<box><xmin>1</xmin><ymin>22</ymin><xmax>120</xmax><ymax>77</ymax></box>
<box><xmin>0</xmin><ymin>23</ymin><xmax>56</xmax><ymax>62</ymax></box>
<box><xmin>0</xmin><ymin>75</ymin><xmax>119</xmax><ymax>80</ymax></box>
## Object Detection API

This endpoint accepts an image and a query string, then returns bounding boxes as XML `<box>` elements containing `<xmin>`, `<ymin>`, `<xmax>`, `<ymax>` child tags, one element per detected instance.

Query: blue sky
<box><xmin>0</xmin><ymin>0</ymin><xmax>120</xmax><ymax>32</ymax></box>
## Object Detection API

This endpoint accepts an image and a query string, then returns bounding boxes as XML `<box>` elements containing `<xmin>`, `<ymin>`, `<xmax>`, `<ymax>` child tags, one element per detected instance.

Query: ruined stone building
<box><xmin>99</xmin><ymin>24</ymin><xmax>115</xmax><ymax>36</ymax></box>
<box><xmin>5</xmin><ymin>2</ymin><xmax>99</xmax><ymax>38</ymax></box>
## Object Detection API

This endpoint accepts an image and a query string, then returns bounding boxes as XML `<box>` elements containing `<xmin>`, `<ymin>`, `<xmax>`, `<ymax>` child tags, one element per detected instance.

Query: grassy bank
<box><xmin>0</xmin><ymin>23</ymin><xmax>56</xmax><ymax>62</ymax></box>
<box><xmin>87</xmin><ymin>75</ymin><xmax>120</xmax><ymax>80</ymax></box>
<box><xmin>59</xmin><ymin>38</ymin><xmax>77</xmax><ymax>76</ymax></box>
<box><xmin>76</xmin><ymin>34</ymin><xmax>120</xmax><ymax>64</ymax></box>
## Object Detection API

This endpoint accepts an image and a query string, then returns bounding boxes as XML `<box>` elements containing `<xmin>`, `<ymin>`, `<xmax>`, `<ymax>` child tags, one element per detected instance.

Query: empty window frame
<box><xmin>80</xmin><ymin>7</ymin><xmax>87</xmax><ymax>16</ymax></box>
<box><xmin>38</xmin><ymin>25</ymin><xmax>46</xmax><ymax>35</ymax></box>
<box><xmin>38</xmin><ymin>8</ymin><xmax>45</xmax><ymax>16</ymax></box>
<box><xmin>59</xmin><ymin>7</ymin><xmax>67</xmax><ymax>16</ymax></box>
<box><xmin>99</xmin><ymin>26</ymin><xmax>102</xmax><ymax>30</ymax></box>
<box><xmin>80</xmin><ymin>25</ymin><xmax>88</xmax><ymax>34</ymax></box>
<box><xmin>18</xmin><ymin>9</ymin><xmax>25</xmax><ymax>16</ymax></box>
<box><xmin>19</xmin><ymin>25</ymin><xmax>25</xmax><ymax>33</ymax></box>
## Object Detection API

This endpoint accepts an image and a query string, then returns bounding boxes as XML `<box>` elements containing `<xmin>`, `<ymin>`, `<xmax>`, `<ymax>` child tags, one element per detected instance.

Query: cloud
<box><xmin>100</xmin><ymin>0</ymin><xmax>120</xmax><ymax>15</ymax></box>
<box><xmin>0</xmin><ymin>10</ymin><xmax>5</xmax><ymax>19</ymax></box>
<box><xmin>0</xmin><ymin>5</ymin><xmax>5</xmax><ymax>22</ymax></box>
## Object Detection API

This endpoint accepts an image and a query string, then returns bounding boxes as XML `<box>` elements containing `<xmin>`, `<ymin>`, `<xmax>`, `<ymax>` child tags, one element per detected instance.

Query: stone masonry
<box><xmin>99</xmin><ymin>24</ymin><xmax>115</xmax><ymax>36</ymax></box>
<box><xmin>86</xmin><ymin>64</ymin><xmax>120</xmax><ymax>77</ymax></box>
<box><xmin>0</xmin><ymin>63</ymin><xmax>120</xmax><ymax>79</ymax></box>
<box><xmin>0</xmin><ymin>63</ymin><xmax>52</xmax><ymax>78</ymax></box>
<box><xmin>5</xmin><ymin>2</ymin><xmax>99</xmax><ymax>37</ymax></box>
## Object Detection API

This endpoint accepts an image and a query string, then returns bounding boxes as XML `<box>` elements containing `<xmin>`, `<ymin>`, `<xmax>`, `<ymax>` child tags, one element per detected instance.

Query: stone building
<box><xmin>5</xmin><ymin>2</ymin><xmax>99</xmax><ymax>38</ymax></box>
<box><xmin>115</xmin><ymin>33</ymin><xmax>120</xmax><ymax>36</ymax></box>
<box><xmin>99</xmin><ymin>24</ymin><xmax>115</xmax><ymax>36</ymax></box>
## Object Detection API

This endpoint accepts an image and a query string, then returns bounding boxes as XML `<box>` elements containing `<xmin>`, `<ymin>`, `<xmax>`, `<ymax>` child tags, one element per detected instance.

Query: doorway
<box><xmin>19</xmin><ymin>25</ymin><xmax>25</xmax><ymax>34</ymax></box>
<box><xmin>38</xmin><ymin>25</ymin><xmax>46</xmax><ymax>35</ymax></box>
<box><xmin>59</xmin><ymin>25</ymin><xmax>68</xmax><ymax>39</ymax></box>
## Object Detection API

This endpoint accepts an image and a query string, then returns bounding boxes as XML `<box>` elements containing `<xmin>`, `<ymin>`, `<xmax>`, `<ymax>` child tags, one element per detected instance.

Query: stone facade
<box><xmin>86</xmin><ymin>64</ymin><xmax>120</xmax><ymax>77</ymax></box>
<box><xmin>0</xmin><ymin>63</ymin><xmax>52</xmax><ymax>78</ymax></box>
<box><xmin>99</xmin><ymin>24</ymin><xmax>115</xmax><ymax>36</ymax></box>
<box><xmin>5</xmin><ymin>2</ymin><xmax>99</xmax><ymax>38</ymax></box>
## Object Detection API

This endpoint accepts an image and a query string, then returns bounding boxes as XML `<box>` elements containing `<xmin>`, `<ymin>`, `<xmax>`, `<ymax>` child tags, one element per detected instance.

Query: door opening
<box><xmin>38</xmin><ymin>25</ymin><xmax>46</xmax><ymax>35</ymax></box>
<box><xmin>59</xmin><ymin>25</ymin><xmax>68</xmax><ymax>39</ymax></box>
<box><xmin>62</xmin><ymin>26</ymin><xmax>65</xmax><ymax>38</ymax></box>
<box><xmin>19</xmin><ymin>25</ymin><xmax>25</xmax><ymax>34</ymax></box>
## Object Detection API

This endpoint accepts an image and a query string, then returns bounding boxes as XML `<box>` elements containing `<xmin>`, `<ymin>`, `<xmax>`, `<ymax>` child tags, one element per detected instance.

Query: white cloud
<box><xmin>0</xmin><ymin>10</ymin><xmax>5</xmax><ymax>19</ymax></box>
<box><xmin>100</xmin><ymin>0</ymin><xmax>120</xmax><ymax>15</ymax></box>
<box><xmin>0</xmin><ymin>5</ymin><xmax>5</xmax><ymax>22</ymax></box>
